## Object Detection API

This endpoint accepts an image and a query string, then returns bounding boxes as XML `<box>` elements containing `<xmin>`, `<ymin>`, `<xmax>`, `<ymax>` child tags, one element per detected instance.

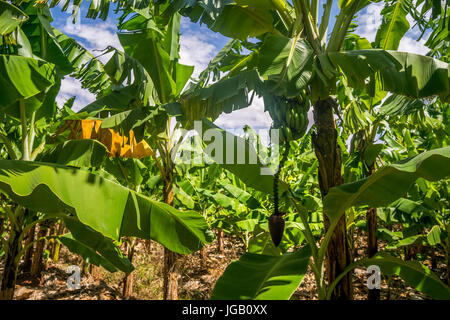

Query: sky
<box><xmin>50</xmin><ymin>1</ymin><xmax>430</xmax><ymax>136</ymax></box>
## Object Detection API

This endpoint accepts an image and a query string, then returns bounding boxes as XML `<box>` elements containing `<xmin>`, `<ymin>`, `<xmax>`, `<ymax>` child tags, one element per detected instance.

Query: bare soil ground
<box><xmin>7</xmin><ymin>231</ymin><xmax>448</xmax><ymax>300</ymax></box>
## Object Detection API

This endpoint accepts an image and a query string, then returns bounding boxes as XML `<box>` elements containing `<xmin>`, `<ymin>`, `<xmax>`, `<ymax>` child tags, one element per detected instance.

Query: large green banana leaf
<box><xmin>327</xmin><ymin>50</ymin><xmax>450</xmax><ymax>102</ymax></box>
<box><xmin>2</xmin><ymin>77</ymin><xmax>60</xmax><ymax>120</ymax></box>
<box><xmin>374</xmin><ymin>0</ymin><xmax>410</xmax><ymax>50</ymax></box>
<box><xmin>77</xmin><ymin>85</ymin><xmax>139</xmax><ymax>116</ymax></box>
<box><xmin>61</xmin><ymin>217</ymin><xmax>134</xmax><ymax>273</ymax></box>
<box><xmin>20</xmin><ymin>4</ymin><xmax>73</xmax><ymax>75</ymax></box>
<box><xmin>0</xmin><ymin>0</ymin><xmax>28</xmax><ymax>35</ymax></box>
<box><xmin>219</xmin><ymin>181</ymin><xmax>261</xmax><ymax>209</ymax></box>
<box><xmin>0</xmin><ymin>55</ymin><xmax>55</xmax><ymax>107</ymax></box>
<box><xmin>378</xmin><ymin>94</ymin><xmax>426</xmax><ymax>116</ymax></box>
<box><xmin>0</xmin><ymin>160</ymin><xmax>214</xmax><ymax>254</ymax></box>
<box><xmin>195</xmin><ymin>119</ymin><xmax>281</xmax><ymax>197</ymax></box>
<box><xmin>54</xmin><ymin>29</ymin><xmax>111</xmax><ymax>94</ymax></box>
<box><xmin>118</xmin><ymin>12</ymin><xmax>193</xmax><ymax>104</ymax></box>
<box><xmin>119</xmin><ymin>30</ymin><xmax>175</xmax><ymax>103</ymax></box>
<box><xmin>323</xmin><ymin>147</ymin><xmax>450</xmax><ymax>226</ymax></box>
<box><xmin>174</xmin><ymin>70</ymin><xmax>266</xmax><ymax>129</ymax></box>
<box><xmin>329</xmin><ymin>254</ymin><xmax>450</xmax><ymax>300</ymax></box>
<box><xmin>258</xmin><ymin>34</ymin><xmax>314</xmax><ymax>97</ymax></box>
<box><xmin>40</xmin><ymin>139</ymin><xmax>108</xmax><ymax>168</ymax></box>
<box><xmin>165</xmin><ymin>0</ymin><xmax>276</xmax><ymax>40</ymax></box>
<box><xmin>58</xmin><ymin>234</ymin><xmax>122</xmax><ymax>273</ymax></box>
<box><xmin>100</xmin><ymin>106</ymin><xmax>168</xmax><ymax>142</ymax></box>
<box><xmin>369</xmin><ymin>255</ymin><xmax>450</xmax><ymax>300</ymax></box>
<box><xmin>211</xmin><ymin>246</ymin><xmax>311</xmax><ymax>300</ymax></box>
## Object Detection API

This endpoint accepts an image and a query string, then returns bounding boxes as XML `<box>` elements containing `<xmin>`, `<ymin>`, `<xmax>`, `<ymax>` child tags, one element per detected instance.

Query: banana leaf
<box><xmin>324</xmin><ymin>147</ymin><xmax>450</xmax><ymax>226</ymax></box>
<box><xmin>0</xmin><ymin>160</ymin><xmax>214</xmax><ymax>254</ymax></box>
<box><xmin>211</xmin><ymin>245</ymin><xmax>311</xmax><ymax>300</ymax></box>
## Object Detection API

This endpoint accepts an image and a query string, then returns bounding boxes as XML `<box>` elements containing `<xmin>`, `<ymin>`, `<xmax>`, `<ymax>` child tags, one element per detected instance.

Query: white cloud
<box><xmin>398</xmin><ymin>13</ymin><xmax>429</xmax><ymax>55</ymax></box>
<box><xmin>179</xmin><ymin>18</ymin><xmax>218</xmax><ymax>77</ymax></box>
<box><xmin>50</xmin><ymin>13</ymin><xmax>303</xmax><ymax>132</ymax></box>
<box><xmin>398</xmin><ymin>36</ymin><xmax>428</xmax><ymax>55</ymax></box>
<box><xmin>53</xmin><ymin>14</ymin><xmax>121</xmax><ymax>112</ymax></box>
<box><xmin>56</xmin><ymin>77</ymin><xmax>96</xmax><ymax>112</ymax></box>
<box><xmin>54</xmin><ymin>16</ymin><xmax>220</xmax><ymax>114</ymax></box>
<box><xmin>214</xmin><ymin>97</ymin><xmax>273</xmax><ymax>131</ymax></box>
<box><xmin>179</xmin><ymin>33</ymin><xmax>216</xmax><ymax>76</ymax></box>
<box><xmin>177</xmin><ymin>19</ymin><xmax>275</xmax><ymax>132</ymax></box>
<box><xmin>59</xmin><ymin>20</ymin><xmax>122</xmax><ymax>63</ymax></box>
<box><xmin>178</xmin><ymin>17</ymin><xmax>275</xmax><ymax>132</ymax></box>
<box><xmin>355</xmin><ymin>2</ymin><xmax>384</xmax><ymax>42</ymax></box>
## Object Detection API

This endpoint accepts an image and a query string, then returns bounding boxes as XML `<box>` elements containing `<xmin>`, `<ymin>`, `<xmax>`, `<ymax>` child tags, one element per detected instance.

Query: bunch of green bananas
<box><xmin>266</xmin><ymin>92</ymin><xmax>310</xmax><ymax>143</ymax></box>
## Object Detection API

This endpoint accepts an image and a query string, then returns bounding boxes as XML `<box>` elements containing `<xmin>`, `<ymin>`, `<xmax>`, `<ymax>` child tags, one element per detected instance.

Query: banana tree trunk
<box><xmin>30</xmin><ymin>222</ymin><xmax>49</xmax><ymax>278</ymax></box>
<box><xmin>446</xmin><ymin>226</ymin><xmax>450</xmax><ymax>286</ymax></box>
<box><xmin>22</xmin><ymin>224</ymin><xmax>35</xmax><ymax>272</ymax></box>
<box><xmin>200</xmin><ymin>246</ymin><xmax>207</xmax><ymax>269</ymax></box>
<box><xmin>312</xmin><ymin>97</ymin><xmax>353</xmax><ymax>300</ymax></box>
<box><xmin>0</xmin><ymin>217</ymin><xmax>23</xmax><ymax>300</ymax></box>
<box><xmin>122</xmin><ymin>238</ymin><xmax>136</xmax><ymax>298</ymax></box>
<box><xmin>162</xmin><ymin>177</ymin><xmax>179</xmax><ymax>300</ymax></box>
<box><xmin>447</xmin><ymin>252</ymin><xmax>450</xmax><ymax>287</ymax></box>
<box><xmin>366</xmin><ymin>207</ymin><xmax>379</xmax><ymax>299</ymax></box>
<box><xmin>0</xmin><ymin>217</ymin><xmax>4</xmax><ymax>236</ymax></box>
<box><xmin>217</xmin><ymin>229</ymin><xmax>224</xmax><ymax>253</ymax></box>
<box><xmin>365</xmin><ymin>165</ymin><xmax>379</xmax><ymax>300</ymax></box>
<box><xmin>163</xmin><ymin>246</ymin><xmax>178</xmax><ymax>300</ymax></box>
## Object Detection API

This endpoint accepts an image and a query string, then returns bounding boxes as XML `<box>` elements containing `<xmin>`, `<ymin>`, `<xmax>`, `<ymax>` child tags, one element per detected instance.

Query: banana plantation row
<box><xmin>0</xmin><ymin>0</ymin><xmax>449</xmax><ymax>300</ymax></box>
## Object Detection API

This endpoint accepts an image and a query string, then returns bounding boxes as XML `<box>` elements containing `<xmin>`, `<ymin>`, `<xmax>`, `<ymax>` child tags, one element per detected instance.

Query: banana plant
<box><xmin>155</xmin><ymin>0</ymin><xmax>450</xmax><ymax>299</ymax></box>
<box><xmin>87</xmin><ymin>0</ymin><xmax>450</xmax><ymax>300</ymax></box>
<box><xmin>409</xmin><ymin>0</ymin><xmax>449</xmax><ymax>62</ymax></box>
<box><xmin>169</xmin><ymin>95</ymin><xmax>450</xmax><ymax>300</ymax></box>
<box><xmin>0</xmin><ymin>1</ymin><xmax>74</xmax><ymax>299</ymax></box>
<box><xmin>60</xmin><ymin>5</ymin><xmax>216</xmax><ymax>299</ymax></box>
<box><xmin>376</xmin><ymin>106</ymin><xmax>450</xmax><ymax>286</ymax></box>
<box><xmin>212</xmin><ymin>146</ymin><xmax>450</xmax><ymax>300</ymax></box>
<box><xmin>1</xmin><ymin>0</ymin><xmax>448</xmax><ymax>301</ymax></box>
<box><xmin>0</xmin><ymin>1</ymin><xmax>213</xmax><ymax>300</ymax></box>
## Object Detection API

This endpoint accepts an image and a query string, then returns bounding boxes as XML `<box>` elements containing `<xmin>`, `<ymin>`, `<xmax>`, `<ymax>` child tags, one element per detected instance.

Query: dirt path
<box><xmin>7</xmin><ymin>232</ymin><xmax>447</xmax><ymax>300</ymax></box>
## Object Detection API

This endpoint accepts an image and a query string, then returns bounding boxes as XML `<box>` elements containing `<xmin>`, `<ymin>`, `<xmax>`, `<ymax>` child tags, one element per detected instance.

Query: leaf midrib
<box><xmin>382</xmin><ymin>0</ymin><xmax>402</xmax><ymax>49</ymax></box>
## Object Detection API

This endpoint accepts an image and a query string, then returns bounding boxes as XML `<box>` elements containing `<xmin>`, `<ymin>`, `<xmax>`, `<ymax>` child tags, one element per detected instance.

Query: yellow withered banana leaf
<box><xmin>66</xmin><ymin>119</ymin><xmax>154</xmax><ymax>159</ymax></box>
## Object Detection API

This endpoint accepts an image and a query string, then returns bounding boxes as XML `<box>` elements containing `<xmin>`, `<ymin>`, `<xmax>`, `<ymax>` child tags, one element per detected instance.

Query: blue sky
<box><xmin>50</xmin><ymin>1</ymin><xmax>430</xmax><ymax>134</ymax></box>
